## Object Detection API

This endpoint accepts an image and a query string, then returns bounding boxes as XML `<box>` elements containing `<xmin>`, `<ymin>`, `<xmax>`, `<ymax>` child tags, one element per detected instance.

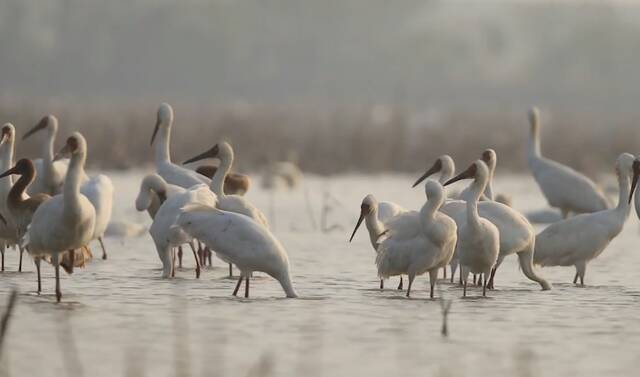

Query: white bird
<box><xmin>22</xmin><ymin>115</ymin><xmax>71</xmax><ymax>196</ymax></box>
<box><xmin>527</xmin><ymin>107</ymin><xmax>608</xmax><ymax>218</ymax></box>
<box><xmin>0</xmin><ymin>124</ymin><xmax>21</xmax><ymax>271</ymax></box>
<box><xmin>412</xmin><ymin>155</ymin><xmax>455</xmax><ymax>195</ymax></box>
<box><xmin>24</xmin><ymin>133</ymin><xmax>96</xmax><ymax>302</ymax></box>
<box><xmin>136</xmin><ymin>173</ymin><xmax>200</xmax><ymax>270</ymax></box>
<box><xmin>632</xmin><ymin>157</ymin><xmax>640</xmax><ymax>222</ymax></box>
<box><xmin>176</xmin><ymin>201</ymin><xmax>298</xmax><ymax>298</ymax></box>
<box><xmin>534</xmin><ymin>153</ymin><xmax>636</xmax><ymax>285</ymax></box>
<box><xmin>150</xmin><ymin>103</ymin><xmax>210</xmax><ymax>189</ymax></box>
<box><xmin>183</xmin><ymin>142</ymin><xmax>268</xmax><ymax>227</ymax></box>
<box><xmin>148</xmin><ymin>184</ymin><xmax>210</xmax><ymax>279</ymax></box>
<box><xmin>414</xmin><ymin>162</ymin><xmax>551</xmax><ymax>291</ymax></box>
<box><xmin>349</xmin><ymin>194</ymin><xmax>406</xmax><ymax>289</ymax></box>
<box><xmin>443</xmin><ymin>161</ymin><xmax>499</xmax><ymax>297</ymax></box>
<box><xmin>376</xmin><ymin>180</ymin><xmax>457</xmax><ymax>298</ymax></box>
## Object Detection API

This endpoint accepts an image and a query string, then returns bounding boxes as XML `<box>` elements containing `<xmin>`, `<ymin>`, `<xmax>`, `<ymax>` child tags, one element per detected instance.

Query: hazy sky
<box><xmin>1</xmin><ymin>0</ymin><xmax>640</xmax><ymax>110</ymax></box>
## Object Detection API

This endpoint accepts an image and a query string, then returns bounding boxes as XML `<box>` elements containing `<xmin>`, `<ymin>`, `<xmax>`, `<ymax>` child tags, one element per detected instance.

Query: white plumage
<box><xmin>534</xmin><ymin>153</ymin><xmax>636</xmax><ymax>285</ymax></box>
<box><xmin>25</xmin><ymin>132</ymin><xmax>96</xmax><ymax>302</ymax></box>
<box><xmin>0</xmin><ymin>124</ymin><xmax>20</xmax><ymax>271</ymax></box>
<box><xmin>176</xmin><ymin>201</ymin><xmax>298</xmax><ymax>298</ymax></box>
<box><xmin>80</xmin><ymin>174</ymin><xmax>114</xmax><ymax>260</ymax></box>
<box><xmin>136</xmin><ymin>173</ymin><xmax>185</xmax><ymax>219</ymax></box>
<box><xmin>151</xmin><ymin>103</ymin><xmax>210</xmax><ymax>189</ymax></box>
<box><xmin>376</xmin><ymin>180</ymin><xmax>457</xmax><ymax>298</ymax></box>
<box><xmin>527</xmin><ymin>107</ymin><xmax>609</xmax><ymax>218</ymax></box>
<box><xmin>443</xmin><ymin>160</ymin><xmax>499</xmax><ymax>297</ymax></box>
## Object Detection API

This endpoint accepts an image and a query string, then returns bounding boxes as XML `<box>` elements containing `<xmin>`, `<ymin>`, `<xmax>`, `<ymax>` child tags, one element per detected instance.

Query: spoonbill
<box><xmin>414</xmin><ymin>162</ymin><xmax>551</xmax><ymax>291</ymax></box>
<box><xmin>176</xmin><ymin>201</ymin><xmax>298</xmax><ymax>298</ymax></box>
<box><xmin>148</xmin><ymin>184</ymin><xmax>212</xmax><ymax>279</ymax></box>
<box><xmin>349</xmin><ymin>194</ymin><xmax>406</xmax><ymax>289</ymax></box>
<box><xmin>195</xmin><ymin>165</ymin><xmax>251</xmax><ymax>195</ymax></box>
<box><xmin>534</xmin><ymin>153</ymin><xmax>636</xmax><ymax>285</ymax></box>
<box><xmin>376</xmin><ymin>180</ymin><xmax>457</xmax><ymax>298</ymax></box>
<box><xmin>183</xmin><ymin>142</ymin><xmax>266</xmax><ymax>226</ymax></box>
<box><xmin>150</xmin><ymin>103</ymin><xmax>210</xmax><ymax>188</ymax></box>
<box><xmin>0</xmin><ymin>124</ymin><xmax>21</xmax><ymax>271</ymax></box>
<box><xmin>444</xmin><ymin>161</ymin><xmax>499</xmax><ymax>297</ymax></box>
<box><xmin>22</xmin><ymin>115</ymin><xmax>71</xmax><ymax>196</ymax></box>
<box><xmin>527</xmin><ymin>107</ymin><xmax>608</xmax><ymax>218</ymax></box>
<box><xmin>23</xmin><ymin>133</ymin><xmax>96</xmax><ymax>302</ymax></box>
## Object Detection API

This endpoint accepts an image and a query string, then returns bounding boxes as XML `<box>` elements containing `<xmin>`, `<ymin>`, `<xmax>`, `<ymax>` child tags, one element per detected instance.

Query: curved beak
<box><xmin>629</xmin><ymin>160</ymin><xmax>640</xmax><ymax>204</ymax></box>
<box><xmin>23</xmin><ymin>117</ymin><xmax>48</xmax><ymax>140</ymax></box>
<box><xmin>150</xmin><ymin>118</ymin><xmax>161</xmax><ymax>146</ymax></box>
<box><xmin>444</xmin><ymin>163</ymin><xmax>477</xmax><ymax>187</ymax></box>
<box><xmin>349</xmin><ymin>209</ymin><xmax>366</xmax><ymax>242</ymax></box>
<box><xmin>412</xmin><ymin>159</ymin><xmax>442</xmax><ymax>188</ymax></box>
<box><xmin>183</xmin><ymin>144</ymin><xmax>219</xmax><ymax>165</ymax></box>
<box><xmin>0</xmin><ymin>166</ymin><xmax>18</xmax><ymax>179</ymax></box>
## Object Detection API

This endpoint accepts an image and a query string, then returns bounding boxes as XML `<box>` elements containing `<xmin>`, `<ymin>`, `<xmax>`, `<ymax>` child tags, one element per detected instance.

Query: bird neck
<box><xmin>154</xmin><ymin>124</ymin><xmax>171</xmax><ymax>164</ymax></box>
<box><xmin>8</xmin><ymin>169</ymin><xmax>34</xmax><ymax>206</ymax></box>
<box><xmin>277</xmin><ymin>269</ymin><xmax>298</xmax><ymax>298</ymax></box>
<box><xmin>615</xmin><ymin>168</ymin><xmax>631</xmax><ymax>217</ymax></box>
<box><xmin>465</xmin><ymin>177</ymin><xmax>486</xmax><ymax>231</ymax></box>
<box><xmin>484</xmin><ymin>164</ymin><xmax>495</xmax><ymax>201</ymax></box>
<box><xmin>211</xmin><ymin>154</ymin><xmax>232</xmax><ymax>196</ymax></box>
<box><xmin>64</xmin><ymin>151</ymin><xmax>86</xmax><ymax>217</ymax></box>
<box><xmin>0</xmin><ymin>140</ymin><xmax>14</xmax><ymax>195</ymax></box>
<box><xmin>41</xmin><ymin>129</ymin><xmax>57</xmax><ymax>186</ymax></box>
<box><xmin>420</xmin><ymin>190</ymin><xmax>443</xmax><ymax>227</ymax></box>
<box><xmin>364</xmin><ymin>210</ymin><xmax>385</xmax><ymax>249</ymax></box>
<box><xmin>528</xmin><ymin>124</ymin><xmax>541</xmax><ymax>160</ymax></box>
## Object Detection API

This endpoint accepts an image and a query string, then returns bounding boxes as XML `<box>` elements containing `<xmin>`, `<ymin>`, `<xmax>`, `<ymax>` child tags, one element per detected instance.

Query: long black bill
<box><xmin>183</xmin><ymin>144</ymin><xmax>219</xmax><ymax>165</ymax></box>
<box><xmin>349</xmin><ymin>211</ymin><xmax>366</xmax><ymax>242</ymax></box>
<box><xmin>23</xmin><ymin>117</ymin><xmax>48</xmax><ymax>140</ymax></box>
<box><xmin>444</xmin><ymin>163</ymin><xmax>477</xmax><ymax>187</ymax></box>
<box><xmin>629</xmin><ymin>160</ymin><xmax>640</xmax><ymax>204</ymax></box>
<box><xmin>0</xmin><ymin>166</ymin><xmax>18</xmax><ymax>179</ymax></box>
<box><xmin>412</xmin><ymin>158</ymin><xmax>442</xmax><ymax>188</ymax></box>
<box><xmin>150</xmin><ymin>118</ymin><xmax>161</xmax><ymax>146</ymax></box>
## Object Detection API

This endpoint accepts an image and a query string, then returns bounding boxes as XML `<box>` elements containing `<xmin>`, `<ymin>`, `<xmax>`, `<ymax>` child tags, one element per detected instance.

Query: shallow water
<box><xmin>0</xmin><ymin>171</ymin><xmax>639</xmax><ymax>377</ymax></box>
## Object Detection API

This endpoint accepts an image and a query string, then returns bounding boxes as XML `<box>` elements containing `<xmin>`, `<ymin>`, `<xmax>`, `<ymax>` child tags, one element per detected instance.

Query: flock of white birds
<box><xmin>0</xmin><ymin>104</ymin><xmax>639</xmax><ymax>303</ymax></box>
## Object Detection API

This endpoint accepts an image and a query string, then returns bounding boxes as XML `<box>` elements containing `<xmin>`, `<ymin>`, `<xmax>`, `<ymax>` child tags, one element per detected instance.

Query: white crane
<box><xmin>527</xmin><ymin>107</ymin><xmax>608</xmax><ymax>218</ymax></box>
<box><xmin>534</xmin><ymin>153</ymin><xmax>636</xmax><ymax>285</ymax></box>
<box><xmin>23</xmin><ymin>133</ymin><xmax>96</xmax><ymax>302</ymax></box>
<box><xmin>376</xmin><ymin>180</ymin><xmax>457</xmax><ymax>298</ymax></box>
<box><xmin>443</xmin><ymin>160</ymin><xmax>499</xmax><ymax>297</ymax></box>
<box><xmin>150</xmin><ymin>103</ymin><xmax>210</xmax><ymax>189</ymax></box>
<box><xmin>148</xmin><ymin>184</ymin><xmax>211</xmax><ymax>279</ymax></box>
<box><xmin>0</xmin><ymin>124</ymin><xmax>21</xmax><ymax>272</ymax></box>
<box><xmin>349</xmin><ymin>194</ymin><xmax>406</xmax><ymax>289</ymax></box>
<box><xmin>22</xmin><ymin>115</ymin><xmax>71</xmax><ymax>196</ymax></box>
<box><xmin>414</xmin><ymin>160</ymin><xmax>551</xmax><ymax>291</ymax></box>
<box><xmin>176</xmin><ymin>201</ymin><xmax>298</xmax><ymax>298</ymax></box>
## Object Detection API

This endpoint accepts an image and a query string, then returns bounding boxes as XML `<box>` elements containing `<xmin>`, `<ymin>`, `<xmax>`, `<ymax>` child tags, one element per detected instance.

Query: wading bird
<box><xmin>527</xmin><ymin>107</ymin><xmax>608</xmax><ymax>218</ymax></box>
<box><xmin>24</xmin><ymin>133</ymin><xmax>96</xmax><ymax>302</ymax></box>
<box><xmin>376</xmin><ymin>180</ymin><xmax>457</xmax><ymax>298</ymax></box>
<box><xmin>444</xmin><ymin>161</ymin><xmax>499</xmax><ymax>297</ymax></box>
<box><xmin>0</xmin><ymin>124</ymin><xmax>22</xmax><ymax>271</ymax></box>
<box><xmin>534</xmin><ymin>153</ymin><xmax>636</xmax><ymax>285</ymax></box>
<box><xmin>176</xmin><ymin>200</ymin><xmax>298</xmax><ymax>298</ymax></box>
<box><xmin>195</xmin><ymin>165</ymin><xmax>250</xmax><ymax>195</ymax></box>
<box><xmin>349</xmin><ymin>194</ymin><xmax>406</xmax><ymax>289</ymax></box>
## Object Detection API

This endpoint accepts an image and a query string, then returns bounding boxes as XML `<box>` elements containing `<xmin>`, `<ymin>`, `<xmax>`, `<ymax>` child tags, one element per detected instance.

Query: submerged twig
<box><xmin>0</xmin><ymin>289</ymin><xmax>18</xmax><ymax>357</ymax></box>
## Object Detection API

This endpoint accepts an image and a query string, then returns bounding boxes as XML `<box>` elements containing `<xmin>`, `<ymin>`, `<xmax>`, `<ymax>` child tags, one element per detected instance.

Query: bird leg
<box><xmin>482</xmin><ymin>274</ymin><xmax>487</xmax><ymax>297</ymax></box>
<box><xmin>207</xmin><ymin>249</ymin><xmax>212</xmax><ymax>266</ymax></box>
<box><xmin>54</xmin><ymin>253</ymin><xmax>61</xmax><ymax>302</ymax></box>
<box><xmin>35</xmin><ymin>257</ymin><xmax>41</xmax><ymax>293</ymax></box>
<box><xmin>232</xmin><ymin>276</ymin><xmax>243</xmax><ymax>296</ymax></box>
<box><xmin>379</xmin><ymin>279</ymin><xmax>384</xmax><ymax>289</ymax></box>
<box><xmin>244</xmin><ymin>276</ymin><xmax>250</xmax><ymax>298</ymax></box>
<box><xmin>473</xmin><ymin>274</ymin><xmax>477</xmax><ymax>285</ymax></box>
<box><xmin>171</xmin><ymin>249</ymin><xmax>176</xmax><ymax>278</ymax></box>
<box><xmin>476</xmin><ymin>274</ymin><xmax>483</xmax><ymax>287</ymax></box>
<box><xmin>229</xmin><ymin>263</ymin><xmax>233</xmax><ymax>277</ymax></box>
<box><xmin>188</xmin><ymin>242</ymin><xmax>200</xmax><ymax>279</ymax></box>
<box><xmin>572</xmin><ymin>272</ymin><xmax>579</xmax><ymax>284</ymax></box>
<box><xmin>18</xmin><ymin>246</ymin><xmax>24</xmax><ymax>272</ymax></box>
<box><xmin>463</xmin><ymin>278</ymin><xmax>467</xmax><ymax>297</ymax></box>
<box><xmin>487</xmin><ymin>267</ymin><xmax>497</xmax><ymax>290</ymax></box>
<box><xmin>177</xmin><ymin>246</ymin><xmax>183</xmax><ymax>268</ymax></box>
<box><xmin>197</xmin><ymin>242</ymin><xmax>205</xmax><ymax>266</ymax></box>
<box><xmin>397</xmin><ymin>276</ymin><xmax>403</xmax><ymax>290</ymax></box>
<box><xmin>1</xmin><ymin>245</ymin><xmax>4</xmax><ymax>272</ymax></box>
<box><xmin>98</xmin><ymin>236</ymin><xmax>107</xmax><ymax>260</ymax></box>
<box><xmin>406</xmin><ymin>274</ymin><xmax>415</xmax><ymax>298</ymax></box>
<box><xmin>442</xmin><ymin>267</ymin><xmax>447</xmax><ymax>280</ymax></box>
